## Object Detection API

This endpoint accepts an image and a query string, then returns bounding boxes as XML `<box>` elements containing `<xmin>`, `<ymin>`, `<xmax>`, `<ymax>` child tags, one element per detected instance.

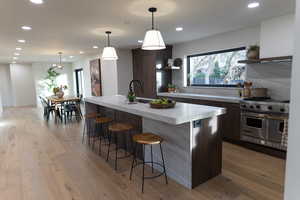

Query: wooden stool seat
<box><xmin>133</xmin><ymin>133</ymin><xmax>163</xmax><ymax>145</ymax></box>
<box><xmin>109</xmin><ymin>123</ymin><xmax>133</xmax><ymax>132</ymax></box>
<box><xmin>95</xmin><ymin>117</ymin><xmax>113</xmax><ymax>124</ymax></box>
<box><xmin>85</xmin><ymin>112</ymin><xmax>100</xmax><ymax>119</ymax></box>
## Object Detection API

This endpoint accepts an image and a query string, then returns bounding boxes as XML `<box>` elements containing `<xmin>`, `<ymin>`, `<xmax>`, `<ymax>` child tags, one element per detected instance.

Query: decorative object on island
<box><xmin>102</xmin><ymin>31</ymin><xmax>118</xmax><ymax>60</ymax></box>
<box><xmin>90</xmin><ymin>59</ymin><xmax>102</xmax><ymax>96</ymax></box>
<box><xmin>53</xmin><ymin>85</ymin><xmax>68</xmax><ymax>98</ymax></box>
<box><xmin>167</xmin><ymin>84</ymin><xmax>177</xmax><ymax>93</ymax></box>
<box><xmin>150</xmin><ymin>98</ymin><xmax>176</xmax><ymax>109</ymax></box>
<box><xmin>127</xmin><ymin>80</ymin><xmax>143</xmax><ymax>102</ymax></box>
<box><xmin>246</xmin><ymin>45</ymin><xmax>260</xmax><ymax>60</ymax></box>
<box><xmin>142</xmin><ymin>7</ymin><xmax>166</xmax><ymax>50</ymax></box>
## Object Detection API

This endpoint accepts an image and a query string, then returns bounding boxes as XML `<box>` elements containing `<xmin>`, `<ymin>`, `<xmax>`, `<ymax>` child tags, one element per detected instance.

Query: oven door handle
<box><xmin>265</xmin><ymin>115</ymin><xmax>288</xmax><ymax>121</ymax></box>
<box><xmin>241</xmin><ymin>112</ymin><xmax>269</xmax><ymax>119</ymax></box>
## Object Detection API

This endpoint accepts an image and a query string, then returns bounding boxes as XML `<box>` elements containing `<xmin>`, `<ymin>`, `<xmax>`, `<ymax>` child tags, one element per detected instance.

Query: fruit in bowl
<box><xmin>150</xmin><ymin>98</ymin><xmax>176</xmax><ymax>109</ymax></box>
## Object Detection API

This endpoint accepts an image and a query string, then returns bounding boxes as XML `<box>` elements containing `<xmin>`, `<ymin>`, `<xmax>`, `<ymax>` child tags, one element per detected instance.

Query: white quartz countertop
<box><xmin>158</xmin><ymin>92</ymin><xmax>242</xmax><ymax>103</ymax></box>
<box><xmin>84</xmin><ymin>95</ymin><xmax>226</xmax><ymax>125</ymax></box>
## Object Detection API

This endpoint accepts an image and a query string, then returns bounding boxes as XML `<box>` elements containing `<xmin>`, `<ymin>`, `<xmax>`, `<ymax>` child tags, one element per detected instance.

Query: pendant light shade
<box><xmin>142</xmin><ymin>7</ymin><xmax>166</xmax><ymax>50</ymax></box>
<box><xmin>102</xmin><ymin>31</ymin><xmax>118</xmax><ymax>60</ymax></box>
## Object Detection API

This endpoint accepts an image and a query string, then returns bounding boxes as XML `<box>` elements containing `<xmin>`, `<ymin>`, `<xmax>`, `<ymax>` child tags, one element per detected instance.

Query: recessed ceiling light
<box><xmin>21</xmin><ymin>26</ymin><xmax>32</xmax><ymax>30</ymax></box>
<box><xmin>52</xmin><ymin>64</ymin><xmax>57</xmax><ymax>67</ymax></box>
<box><xmin>17</xmin><ymin>39</ymin><xmax>26</xmax><ymax>43</ymax></box>
<box><xmin>69</xmin><ymin>56</ymin><xmax>74</xmax><ymax>58</ymax></box>
<box><xmin>79</xmin><ymin>51</ymin><xmax>84</xmax><ymax>54</ymax></box>
<box><xmin>176</xmin><ymin>27</ymin><xmax>183</xmax><ymax>32</ymax></box>
<box><xmin>93</xmin><ymin>46</ymin><xmax>99</xmax><ymax>49</ymax></box>
<box><xmin>138</xmin><ymin>40</ymin><xmax>143</xmax><ymax>43</ymax></box>
<box><xmin>16</xmin><ymin>47</ymin><xmax>22</xmax><ymax>51</ymax></box>
<box><xmin>13</xmin><ymin>57</ymin><xmax>18</xmax><ymax>60</ymax></box>
<box><xmin>248</xmin><ymin>2</ymin><xmax>260</xmax><ymax>8</ymax></box>
<box><xmin>30</xmin><ymin>0</ymin><xmax>44</xmax><ymax>4</ymax></box>
<box><xmin>14</xmin><ymin>53</ymin><xmax>20</xmax><ymax>56</ymax></box>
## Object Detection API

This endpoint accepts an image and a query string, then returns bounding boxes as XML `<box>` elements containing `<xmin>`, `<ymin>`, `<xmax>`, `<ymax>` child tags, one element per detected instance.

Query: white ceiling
<box><xmin>0</xmin><ymin>0</ymin><xmax>295</xmax><ymax>64</ymax></box>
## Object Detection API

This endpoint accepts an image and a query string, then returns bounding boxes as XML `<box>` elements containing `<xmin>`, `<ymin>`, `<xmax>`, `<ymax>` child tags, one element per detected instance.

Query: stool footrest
<box><xmin>132</xmin><ymin>161</ymin><xmax>166</xmax><ymax>179</ymax></box>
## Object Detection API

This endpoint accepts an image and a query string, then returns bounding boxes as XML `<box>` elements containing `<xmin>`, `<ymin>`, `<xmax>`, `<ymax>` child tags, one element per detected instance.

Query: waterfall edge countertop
<box><xmin>158</xmin><ymin>92</ymin><xmax>242</xmax><ymax>103</ymax></box>
<box><xmin>84</xmin><ymin>95</ymin><xmax>226</xmax><ymax>125</ymax></box>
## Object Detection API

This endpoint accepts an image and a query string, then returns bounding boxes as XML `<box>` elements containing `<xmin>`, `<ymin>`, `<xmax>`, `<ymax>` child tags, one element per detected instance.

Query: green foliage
<box><xmin>44</xmin><ymin>67</ymin><xmax>60</xmax><ymax>92</ymax></box>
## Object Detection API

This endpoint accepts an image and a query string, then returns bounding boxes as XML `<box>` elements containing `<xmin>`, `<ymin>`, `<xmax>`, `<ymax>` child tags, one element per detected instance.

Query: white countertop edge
<box><xmin>84</xmin><ymin>96</ymin><xmax>226</xmax><ymax>125</ymax></box>
<box><xmin>157</xmin><ymin>92</ymin><xmax>242</xmax><ymax>103</ymax></box>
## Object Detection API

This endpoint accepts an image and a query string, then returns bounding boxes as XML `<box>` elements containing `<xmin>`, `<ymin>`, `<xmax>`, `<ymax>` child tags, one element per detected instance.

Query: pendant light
<box><xmin>102</xmin><ymin>31</ymin><xmax>118</xmax><ymax>60</ymax></box>
<box><xmin>57</xmin><ymin>52</ymin><xmax>64</xmax><ymax>69</ymax></box>
<box><xmin>142</xmin><ymin>7</ymin><xmax>166</xmax><ymax>50</ymax></box>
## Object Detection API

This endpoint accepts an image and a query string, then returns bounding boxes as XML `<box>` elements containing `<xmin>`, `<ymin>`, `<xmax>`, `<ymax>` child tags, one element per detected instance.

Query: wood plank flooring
<box><xmin>0</xmin><ymin>107</ymin><xmax>285</xmax><ymax>200</ymax></box>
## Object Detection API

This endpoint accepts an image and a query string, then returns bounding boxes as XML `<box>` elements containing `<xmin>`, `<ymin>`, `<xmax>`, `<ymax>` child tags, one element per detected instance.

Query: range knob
<box><xmin>250</xmin><ymin>105</ymin><xmax>254</xmax><ymax>109</ymax></box>
<box><xmin>241</xmin><ymin>104</ymin><xmax>246</xmax><ymax>108</ymax></box>
<box><xmin>256</xmin><ymin>105</ymin><xmax>261</xmax><ymax>109</ymax></box>
<box><xmin>268</xmin><ymin>106</ymin><xmax>273</xmax><ymax>110</ymax></box>
<box><xmin>280</xmin><ymin>108</ymin><xmax>285</xmax><ymax>112</ymax></box>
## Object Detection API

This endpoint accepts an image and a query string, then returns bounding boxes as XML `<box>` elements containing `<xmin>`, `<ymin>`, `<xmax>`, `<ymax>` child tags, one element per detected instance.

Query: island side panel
<box><xmin>191</xmin><ymin>116</ymin><xmax>222</xmax><ymax>188</ymax></box>
<box><xmin>142</xmin><ymin>118</ymin><xmax>192</xmax><ymax>189</ymax></box>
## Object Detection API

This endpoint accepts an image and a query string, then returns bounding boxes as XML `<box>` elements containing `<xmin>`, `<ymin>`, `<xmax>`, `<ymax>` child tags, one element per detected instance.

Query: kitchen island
<box><xmin>85</xmin><ymin>95</ymin><xmax>226</xmax><ymax>189</ymax></box>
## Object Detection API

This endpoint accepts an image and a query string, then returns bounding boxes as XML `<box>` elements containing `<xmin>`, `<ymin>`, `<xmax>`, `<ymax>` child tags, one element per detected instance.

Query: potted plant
<box><xmin>247</xmin><ymin>45</ymin><xmax>260</xmax><ymax>60</ymax></box>
<box><xmin>168</xmin><ymin>84</ymin><xmax>176</xmax><ymax>93</ymax></box>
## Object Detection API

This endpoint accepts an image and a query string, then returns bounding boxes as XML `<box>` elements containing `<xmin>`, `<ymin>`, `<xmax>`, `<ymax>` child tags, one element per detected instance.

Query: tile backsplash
<box><xmin>246</xmin><ymin>62</ymin><xmax>292</xmax><ymax>100</ymax></box>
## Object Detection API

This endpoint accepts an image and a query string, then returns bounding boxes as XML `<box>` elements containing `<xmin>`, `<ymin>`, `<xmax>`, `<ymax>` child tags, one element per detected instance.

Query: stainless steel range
<box><xmin>240</xmin><ymin>98</ymin><xmax>289</xmax><ymax>151</ymax></box>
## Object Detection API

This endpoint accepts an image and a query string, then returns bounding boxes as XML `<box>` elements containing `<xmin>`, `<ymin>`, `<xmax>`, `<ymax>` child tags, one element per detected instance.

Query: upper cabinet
<box><xmin>132</xmin><ymin>46</ymin><xmax>172</xmax><ymax>98</ymax></box>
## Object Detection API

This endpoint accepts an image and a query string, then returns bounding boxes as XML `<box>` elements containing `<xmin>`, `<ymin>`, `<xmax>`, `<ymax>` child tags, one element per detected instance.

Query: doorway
<box><xmin>75</xmin><ymin>68</ymin><xmax>84</xmax><ymax>97</ymax></box>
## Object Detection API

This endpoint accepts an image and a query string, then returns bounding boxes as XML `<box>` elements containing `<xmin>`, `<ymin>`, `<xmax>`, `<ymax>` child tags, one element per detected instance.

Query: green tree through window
<box><xmin>187</xmin><ymin>47</ymin><xmax>246</xmax><ymax>86</ymax></box>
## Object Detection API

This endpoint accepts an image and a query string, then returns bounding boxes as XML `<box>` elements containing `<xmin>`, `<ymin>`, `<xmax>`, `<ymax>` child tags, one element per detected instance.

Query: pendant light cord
<box><xmin>106</xmin><ymin>31</ymin><xmax>111</xmax><ymax>47</ymax></box>
<box><xmin>152</xmin><ymin>11</ymin><xmax>154</xmax><ymax>29</ymax></box>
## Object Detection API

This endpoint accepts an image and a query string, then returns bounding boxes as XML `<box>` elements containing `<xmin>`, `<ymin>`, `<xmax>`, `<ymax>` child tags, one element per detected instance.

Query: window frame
<box><xmin>186</xmin><ymin>47</ymin><xmax>246</xmax><ymax>87</ymax></box>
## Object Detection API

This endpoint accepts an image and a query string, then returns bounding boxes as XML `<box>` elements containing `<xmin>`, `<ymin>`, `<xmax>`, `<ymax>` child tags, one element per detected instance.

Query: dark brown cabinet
<box><xmin>132</xmin><ymin>46</ymin><xmax>172</xmax><ymax>98</ymax></box>
<box><xmin>159</xmin><ymin>97</ymin><xmax>241</xmax><ymax>142</ymax></box>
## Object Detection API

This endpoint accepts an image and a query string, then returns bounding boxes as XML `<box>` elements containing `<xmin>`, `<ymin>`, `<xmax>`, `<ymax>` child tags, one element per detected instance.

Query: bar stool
<box><xmin>130</xmin><ymin>133</ymin><xmax>168</xmax><ymax>193</ymax></box>
<box><xmin>82</xmin><ymin>112</ymin><xmax>101</xmax><ymax>145</ymax></box>
<box><xmin>106</xmin><ymin>123</ymin><xmax>134</xmax><ymax>170</ymax></box>
<box><xmin>94</xmin><ymin>116</ymin><xmax>113</xmax><ymax>155</ymax></box>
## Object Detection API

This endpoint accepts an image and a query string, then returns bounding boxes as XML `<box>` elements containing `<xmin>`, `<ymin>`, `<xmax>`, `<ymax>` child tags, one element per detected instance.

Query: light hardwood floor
<box><xmin>0</xmin><ymin>107</ymin><xmax>285</xmax><ymax>200</ymax></box>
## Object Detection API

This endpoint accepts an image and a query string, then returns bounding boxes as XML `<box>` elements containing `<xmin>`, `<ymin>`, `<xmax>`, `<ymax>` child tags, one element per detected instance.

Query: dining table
<box><xmin>46</xmin><ymin>96</ymin><xmax>82</xmax><ymax>123</ymax></box>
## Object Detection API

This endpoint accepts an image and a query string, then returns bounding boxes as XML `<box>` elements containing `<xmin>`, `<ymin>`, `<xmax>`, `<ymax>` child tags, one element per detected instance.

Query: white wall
<box><xmin>32</xmin><ymin>62</ymin><xmax>74</xmax><ymax>106</ymax></box>
<box><xmin>0</xmin><ymin>64</ymin><xmax>13</xmax><ymax>107</ymax></box>
<box><xmin>10</xmin><ymin>64</ymin><xmax>36</xmax><ymax>107</ymax></box>
<box><xmin>260</xmin><ymin>14</ymin><xmax>295</xmax><ymax>58</ymax></box>
<box><xmin>284</xmin><ymin>1</ymin><xmax>300</xmax><ymax>199</ymax></box>
<box><xmin>72</xmin><ymin>49</ymin><xmax>133</xmax><ymax>97</ymax></box>
<box><xmin>0</xmin><ymin>90</ymin><xmax>3</xmax><ymax>116</ymax></box>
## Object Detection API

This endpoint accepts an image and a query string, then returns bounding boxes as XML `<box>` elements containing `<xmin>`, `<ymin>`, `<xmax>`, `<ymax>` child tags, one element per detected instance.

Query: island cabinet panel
<box><xmin>159</xmin><ymin>97</ymin><xmax>241</xmax><ymax>143</ymax></box>
<box><xmin>132</xmin><ymin>46</ymin><xmax>172</xmax><ymax>98</ymax></box>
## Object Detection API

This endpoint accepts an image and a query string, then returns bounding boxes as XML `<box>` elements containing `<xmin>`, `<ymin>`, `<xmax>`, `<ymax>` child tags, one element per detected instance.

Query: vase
<box><xmin>56</xmin><ymin>91</ymin><xmax>64</xmax><ymax>98</ymax></box>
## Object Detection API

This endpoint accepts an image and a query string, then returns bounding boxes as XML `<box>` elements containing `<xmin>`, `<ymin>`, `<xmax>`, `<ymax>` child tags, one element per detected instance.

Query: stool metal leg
<box><xmin>130</xmin><ymin>142</ymin><xmax>137</xmax><ymax>180</ymax></box>
<box><xmin>159</xmin><ymin>143</ymin><xmax>168</xmax><ymax>184</ymax></box>
<box><xmin>106</xmin><ymin>131</ymin><xmax>112</xmax><ymax>162</ymax></box>
<box><xmin>150</xmin><ymin>145</ymin><xmax>154</xmax><ymax>173</ymax></box>
<box><xmin>115</xmin><ymin>133</ymin><xmax>118</xmax><ymax>170</ymax></box>
<box><xmin>142</xmin><ymin>144</ymin><xmax>145</xmax><ymax>193</ymax></box>
<box><xmin>98</xmin><ymin>123</ymin><xmax>103</xmax><ymax>155</ymax></box>
<box><xmin>82</xmin><ymin>118</ymin><xmax>86</xmax><ymax>144</ymax></box>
